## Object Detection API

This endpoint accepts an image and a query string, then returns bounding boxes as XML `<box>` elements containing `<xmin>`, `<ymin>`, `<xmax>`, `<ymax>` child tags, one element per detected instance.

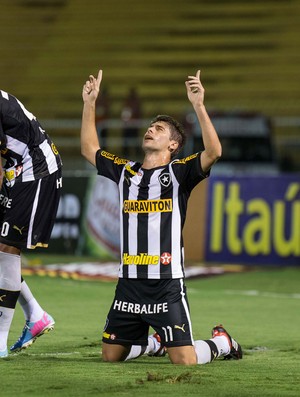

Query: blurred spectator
<box><xmin>121</xmin><ymin>87</ymin><xmax>142</xmax><ymax>157</ymax></box>
<box><xmin>96</xmin><ymin>87</ymin><xmax>110</xmax><ymax>147</ymax></box>
<box><xmin>181</xmin><ymin>108</ymin><xmax>202</xmax><ymax>157</ymax></box>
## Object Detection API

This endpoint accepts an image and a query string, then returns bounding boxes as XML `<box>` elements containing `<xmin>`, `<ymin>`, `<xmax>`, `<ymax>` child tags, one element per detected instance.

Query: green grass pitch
<box><xmin>1</xmin><ymin>266</ymin><xmax>299</xmax><ymax>397</ymax></box>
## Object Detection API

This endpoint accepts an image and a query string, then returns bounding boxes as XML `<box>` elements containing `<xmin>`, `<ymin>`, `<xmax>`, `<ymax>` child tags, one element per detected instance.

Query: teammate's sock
<box><xmin>0</xmin><ymin>307</ymin><xmax>16</xmax><ymax>351</ymax></box>
<box><xmin>18</xmin><ymin>278</ymin><xmax>44</xmax><ymax>322</ymax></box>
<box><xmin>0</xmin><ymin>252</ymin><xmax>21</xmax><ymax>350</ymax></box>
<box><xmin>194</xmin><ymin>336</ymin><xmax>230</xmax><ymax>364</ymax></box>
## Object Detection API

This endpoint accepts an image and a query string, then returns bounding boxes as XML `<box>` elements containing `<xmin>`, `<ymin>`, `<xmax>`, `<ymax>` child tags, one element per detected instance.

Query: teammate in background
<box><xmin>0</xmin><ymin>91</ymin><xmax>62</xmax><ymax>358</ymax></box>
<box><xmin>121</xmin><ymin>87</ymin><xmax>142</xmax><ymax>157</ymax></box>
<box><xmin>95</xmin><ymin>86</ymin><xmax>110</xmax><ymax>147</ymax></box>
<box><xmin>81</xmin><ymin>69</ymin><xmax>242</xmax><ymax>365</ymax></box>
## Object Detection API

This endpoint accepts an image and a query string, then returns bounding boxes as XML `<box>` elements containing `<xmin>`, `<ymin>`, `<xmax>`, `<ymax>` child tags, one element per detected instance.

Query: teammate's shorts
<box><xmin>0</xmin><ymin>169</ymin><xmax>62</xmax><ymax>250</ymax></box>
<box><xmin>102</xmin><ymin>278</ymin><xmax>194</xmax><ymax>347</ymax></box>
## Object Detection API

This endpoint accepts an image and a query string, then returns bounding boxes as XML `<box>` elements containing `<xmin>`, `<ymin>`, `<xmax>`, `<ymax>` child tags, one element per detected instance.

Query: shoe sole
<box><xmin>10</xmin><ymin>323</ymin><xmax>55</xmax><ymax>353</ymax></box>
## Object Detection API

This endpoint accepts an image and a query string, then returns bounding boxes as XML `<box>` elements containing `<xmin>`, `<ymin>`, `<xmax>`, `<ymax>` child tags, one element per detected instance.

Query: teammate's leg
<box><xmin>0</xmin><ymin>249</ymin><xmax>21</xmax><ymax>357</ymax></box>
<box><xmin>1</xmin><ymin>173</ymin><xmax>61</xmax><ymax>353</ymax></box>
<box><xmin>10</xmin><ymin>276</ymin><xmax>55</xmax><ymax>352</ymax></box>
<box><xmin>18</xmin><ymin>277</ymin><xmax>47</xmax><ymax>321</ymax></box>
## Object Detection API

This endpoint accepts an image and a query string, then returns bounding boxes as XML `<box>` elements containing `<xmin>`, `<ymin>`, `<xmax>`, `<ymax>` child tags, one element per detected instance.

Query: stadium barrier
<box><xmin>46</xmin><ymin>172</ymin><xmax>300</xmax><ymax>266</ymax></box>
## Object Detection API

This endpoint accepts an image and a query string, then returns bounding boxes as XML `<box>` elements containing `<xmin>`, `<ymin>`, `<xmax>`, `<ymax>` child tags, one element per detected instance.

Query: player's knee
<box><xmin>102</xmin><ymin>351</ymin><xmax>120</xmax><ymax>362</ymax></box>
<box><xmin>102</xmin><ymin>343</ymin><xmax>129</xmax><ymax>362</ymax></box>
<box><xmin>170</xmin><ymin>356</ymin><xmax>197</xmax><ymax>365</ymax></box>
<box><xmin>168</xmin><ymin>346</ymin><xmax>197</xmax><ymax>365</ymax></box>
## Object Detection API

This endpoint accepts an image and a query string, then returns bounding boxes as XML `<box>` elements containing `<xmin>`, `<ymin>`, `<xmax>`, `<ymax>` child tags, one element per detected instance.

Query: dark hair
<box><xmin>150</xmin><ymin>114</ymin><xmax>186</xmax><ymax>157</ymax></box>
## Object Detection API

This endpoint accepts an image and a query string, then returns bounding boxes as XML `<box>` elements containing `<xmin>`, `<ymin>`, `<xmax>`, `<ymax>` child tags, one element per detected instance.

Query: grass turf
<box><xmin>1</xmin><ymin>267</ymin><xmax>299</xmax><ymax>397</ymax></box>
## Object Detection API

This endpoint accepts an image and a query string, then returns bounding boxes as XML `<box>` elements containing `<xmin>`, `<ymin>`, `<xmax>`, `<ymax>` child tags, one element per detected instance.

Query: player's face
<box><xmin>142</xmin><ymin>121</ymin><xmax>177</xmax><ymax>153</ymax></box>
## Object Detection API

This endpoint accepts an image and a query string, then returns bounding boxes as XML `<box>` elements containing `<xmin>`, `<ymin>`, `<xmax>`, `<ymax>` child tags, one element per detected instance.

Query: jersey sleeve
<box><xmin>171</xmin><ymin>152</ymin><xmax>210</xmax><ymax>192</ymax></box>
<box><xmin>95</xmin><ymin>149</ymin><xmax>129</xmax><ymax>183</ymax></box>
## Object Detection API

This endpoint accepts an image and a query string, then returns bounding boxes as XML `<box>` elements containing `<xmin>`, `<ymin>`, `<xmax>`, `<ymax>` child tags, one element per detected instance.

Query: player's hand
<box><xmin>82</xmin><ymin>69</ymin><xmax>103</xmax><ymax>103</ymax></box>
<box><xmin>185</xmin><ymin>70</ymin><xmax>205</xmax><ymax>106</ymax></box>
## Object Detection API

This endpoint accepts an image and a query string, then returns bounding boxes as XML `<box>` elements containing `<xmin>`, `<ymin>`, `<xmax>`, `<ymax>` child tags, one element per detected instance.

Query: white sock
<box><xmin>125</xmin><ymin>345</ymin><xmax>145</xmax><ymax>361</ymax></box>
<box><xmin>194</xmin><ymin>336</ymin><xmax>230</xmax><ymax>364</ymax></box>
<box><xmin>146</xmin><ymin>334</ymin><xmax>159</xmax><ymax>354</ymax></box>
<box><xmin>194</xmin><ymin>340</ymin><xmax>215</xmax><ymax>364</ymax></box>
<box><xmin>0</xmin><ymin>307</ymin><xmax>15</xmax><ymax>351</ymax></box>
<box><xmin>0</xmin><ymin>252</ymin><xmax>21</xmax><ymax>350</ymax></box>
<box><xmin>212</xmin><ymin>335</ymin><xmax>230</xmax><ymax>356</ymax></box>
<box><xmin>18</xmin><ymin>280</ymin><xmax>44</xmax><ymax>322</ymax></box>
<box><xmin>125</xmin><ymin>335</ymin><xmax>157</xmax><ymax>361</ymax></box>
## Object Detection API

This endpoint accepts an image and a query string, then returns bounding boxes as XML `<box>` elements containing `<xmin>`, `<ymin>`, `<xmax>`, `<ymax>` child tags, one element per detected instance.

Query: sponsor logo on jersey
<box><xmin>100</xmin><ymin>150</ymin><xmax>115</xmax><ymax>161</ymax></box>
<box><xmin>125</xmin><ymin>164</ymin><xmax>137</xmax><ymax>175</ymax></box>
<box><xmin>174</xmin><ymin>324</ymin><xmax>186</xmax><ymax>333</ymax></box>
<box><xmin>123</xmin><ymin>253</ymin><xmax>160</xmax><ymax>265</ymax></box>
<box><xmin>160</xmin><ymin>252</ymin><xmax>172</xmax><ymax>265</ymax></box>
<box><xmin>100</xmin><ymin>150</ymin><xmax>129</xmax><ymax>165</ymax></box>
<box><xmin>173</xmin><ymin>153</ymin><xmax>198</xmax><ymax>164</ymax></box>
<box><xmin>5</xmin><ymin>165</ymin><xmax>23</xmax><ymax>181</ymax></box>
<box><xmin>13</xmin><ymin>225</ymin><xmax>25</xmax><ymax>235</ymax></box>
<box><xmin>159</xmin><ymin>173</ymin><xmax>171</xmax><ymax>187</ymax></box>
<box><xmin>102</xmin><ymin>331</ymin><xmax>117</xmax><ymax>340</ymax></box>
<box><xmin>123</xmin><ymin>198</ymin><xmax>172</xmax><ymax>213</ymax></box>
<box><xmin>51</xmin><ymin>142</ymin><xmax>59</xmax><ymax>155</ymax></box>
<box><xmin>0</xmin><ymin>193</ymin><xmax>12</xmax><ymax>208</ymax></box>
<box><xmin>0</xmin><ymin>295</ymin><xmax>6</xmax><ymax>302</ymax></box>
<box><xmin>114</xmin><ymin>157</ymin><xmax>129</xmax><ymax>165</ymax></box>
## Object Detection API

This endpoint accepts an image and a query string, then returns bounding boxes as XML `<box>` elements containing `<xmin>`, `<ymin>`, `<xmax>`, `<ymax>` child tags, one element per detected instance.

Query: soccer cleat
<box><xmin>212</xmin><ymin>324</ymin><xmax>243</xmax><ymax>360</ymax></box>
<box><xmin>0</xmin><ymin>348</ymin><xmax>8</xmax><ymax>358</ymax></box>
<box><xmin>10</xmin><ymin>312</ymin><xmax>55</xmax><ymax>353</ymax></box>
<box><xmin>148</xmin><ymin>333</ymin><xmax>167</xmax><ymax>357</ymax></box>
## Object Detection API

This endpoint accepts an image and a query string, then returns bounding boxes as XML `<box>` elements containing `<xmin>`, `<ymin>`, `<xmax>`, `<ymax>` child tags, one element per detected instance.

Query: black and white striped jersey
<box><xmin>0</xmin><ymin>90</ymin><xmax>62</xmax><ymax>185</ymax></box>
<box><xmin>96</xmin><ymin>149</ymin><xmax>209</xmax><ymax>279</ymax></box>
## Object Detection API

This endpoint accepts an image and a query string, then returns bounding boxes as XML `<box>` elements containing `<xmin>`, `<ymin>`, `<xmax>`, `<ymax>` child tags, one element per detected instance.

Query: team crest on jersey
<box><xmin>159</xmin><ymin>173</ymin><xmax>171</xmax><ymax>187</ymax></box>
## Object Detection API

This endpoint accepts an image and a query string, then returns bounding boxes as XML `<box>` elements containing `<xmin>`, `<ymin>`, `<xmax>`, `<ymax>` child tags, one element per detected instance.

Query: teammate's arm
<box><xmin>81</xmin><ymin>70</ymin><xmax>103</xmax><ymax>166</ymax></box>
<box><xmin>185</xmin><ymin>70</ymin><xmax>222</xmax><ymax>173</ymax></box>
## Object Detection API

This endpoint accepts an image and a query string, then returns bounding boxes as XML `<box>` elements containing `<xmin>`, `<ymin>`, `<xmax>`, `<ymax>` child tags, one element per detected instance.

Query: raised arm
<box><xmin>185</xmin><ymin>70</ymin><xmax>222</xmax><ymax>173</ymax></box>
<box><xmin>81</xmin><ymin>70</ymin><xmax>103</xmax><ymax>166</ymax></box>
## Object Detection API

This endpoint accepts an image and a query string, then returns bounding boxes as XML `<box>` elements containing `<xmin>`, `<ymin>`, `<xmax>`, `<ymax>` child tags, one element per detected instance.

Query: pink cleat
<box><xmin>10</xmin><ymin>312</ymin><xmax>55</xmax><ymax>353</ymax></box>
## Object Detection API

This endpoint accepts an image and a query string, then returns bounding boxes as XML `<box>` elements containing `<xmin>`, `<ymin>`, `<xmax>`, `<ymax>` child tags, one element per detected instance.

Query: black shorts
<box><xmin>102</xmin><ymin>278</ymin><xmax>194</xmax><ymax>347</ymax></box>
<box><xmin>0</xmin><ymin>169</ymin><xmax>62</xmax><ymax>250</ymax></box>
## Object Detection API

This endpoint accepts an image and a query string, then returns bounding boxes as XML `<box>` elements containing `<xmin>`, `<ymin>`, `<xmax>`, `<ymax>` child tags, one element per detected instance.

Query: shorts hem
<box><xmin>164</xmin><ymin>341</ymin><xmax>194</xmax><ymax>348</ymax></box>
<box><xmin>102</xmin><ymin>338</ymin><xmax>147</xmax><ymax>346</ymax></box>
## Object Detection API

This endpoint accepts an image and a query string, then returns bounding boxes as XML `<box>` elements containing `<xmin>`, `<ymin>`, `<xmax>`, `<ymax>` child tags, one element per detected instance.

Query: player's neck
<box><xmin>142</xmin><ymin>151</ymin><xmax>171</xmax><ymax>169</ymax></box>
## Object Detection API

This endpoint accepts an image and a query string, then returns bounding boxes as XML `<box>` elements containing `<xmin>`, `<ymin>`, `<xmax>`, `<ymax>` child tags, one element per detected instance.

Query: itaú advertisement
<box><xmin>205</xmin><ymin>175</ymin><xmax>300</xmax><ymax>265</ymax></box>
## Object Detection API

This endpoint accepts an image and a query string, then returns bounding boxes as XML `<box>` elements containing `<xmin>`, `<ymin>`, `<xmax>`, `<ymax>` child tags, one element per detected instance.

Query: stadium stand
<box><xmin>0</xmin><ymin>0</ymin><xmax>299</xmax><ymax>168</ymax></box>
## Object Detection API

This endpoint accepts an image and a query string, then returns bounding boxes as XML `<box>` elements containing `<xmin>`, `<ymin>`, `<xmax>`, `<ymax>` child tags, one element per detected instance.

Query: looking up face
<box><xmin>142</xmin><ymin>121</ymin><xmax>178</xmax><ymax>154</ymax></box>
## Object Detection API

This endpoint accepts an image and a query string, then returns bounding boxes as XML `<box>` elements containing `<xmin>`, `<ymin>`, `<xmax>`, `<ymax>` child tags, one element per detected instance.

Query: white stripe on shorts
<box><xmin>27</xmin><ymin>179</ymin><xmax>42</xmax><ymax>248</ymax></box>
<box><xmin>180</xmin><ymin>278</ymin><xmax>195</xmax><ymax>345</ymax></box>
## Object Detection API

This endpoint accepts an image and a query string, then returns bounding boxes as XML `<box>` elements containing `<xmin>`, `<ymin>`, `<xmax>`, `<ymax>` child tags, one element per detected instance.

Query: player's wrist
<box><xmin>193</xmin><ymin>102</ymin><xmax>206</xmax><ymax>112</ymax></box>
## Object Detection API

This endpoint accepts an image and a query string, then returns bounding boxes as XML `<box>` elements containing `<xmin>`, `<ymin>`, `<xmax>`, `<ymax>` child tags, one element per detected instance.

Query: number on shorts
<box><xmin>162</xmin><ymin>326</ymin><xmax>173</xmax><ymax>342</ymax></box>
<box><xmin>1</xmin><ymin>222</ymin><xmax>10</xmax><ymax>237</ymax></box>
